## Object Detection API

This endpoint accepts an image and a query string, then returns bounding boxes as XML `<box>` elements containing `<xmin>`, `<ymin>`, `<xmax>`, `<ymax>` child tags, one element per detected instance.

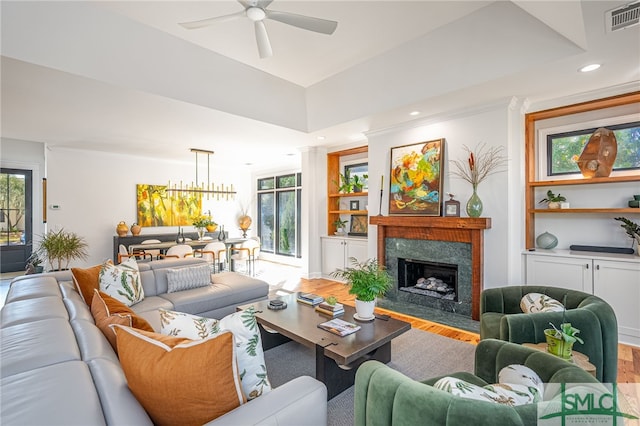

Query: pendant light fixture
<box><xmin>167</xmin><ymin>148</ymin><xmax>236</xmax><ymax>200</ymax></box>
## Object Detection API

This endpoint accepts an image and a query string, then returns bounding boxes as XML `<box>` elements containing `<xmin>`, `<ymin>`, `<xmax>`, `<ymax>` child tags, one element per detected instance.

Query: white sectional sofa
<box><xmin>0</xmin><ymin>258</ymin><xmax>327</xmax><ymax>425</ymax></box>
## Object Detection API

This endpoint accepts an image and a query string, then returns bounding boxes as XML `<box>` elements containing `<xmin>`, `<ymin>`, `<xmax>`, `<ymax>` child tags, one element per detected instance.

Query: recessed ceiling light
<box><xmin>579</xmin><ymin>64</ymin><xmax>601</xmax><ymax>73</ymax></box>
<box><xmin>317</xmin><ymin>136</ymin><xmax>325</xmax><ymax>140</ymax></box>
<box><xmin>409</xmin><ymin>111</ymin><xmax>420</xmax><ymax>116</ymax></box>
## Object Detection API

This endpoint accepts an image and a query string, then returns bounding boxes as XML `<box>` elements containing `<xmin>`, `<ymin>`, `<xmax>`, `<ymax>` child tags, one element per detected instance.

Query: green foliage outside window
<box><xmin>547</xmin><ymin>123</ymin><xmax>639</xmax><ymax>175</ymax></box>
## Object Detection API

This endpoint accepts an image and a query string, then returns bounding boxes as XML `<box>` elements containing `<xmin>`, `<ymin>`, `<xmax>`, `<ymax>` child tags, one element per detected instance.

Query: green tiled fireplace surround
<box><xmin>369</xmin><ymin>216</ymin><xmax>491</xmax><ymax>321</ymax></box>
<box><xmin>385</xmin><ymin>238</ymin><xmax>472</xmax><ymax>317</ymax></box>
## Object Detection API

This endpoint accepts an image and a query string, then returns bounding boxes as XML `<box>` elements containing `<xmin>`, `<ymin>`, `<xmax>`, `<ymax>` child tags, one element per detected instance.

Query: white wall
<box><xmin>46</xmin><ymin>147</ymin><xmax>250</xmax><ymax>268</ymax></box>
<box><xmin>364</xmin><ymin>100</ymin><xmax>523</xmax><ymax>289</ymax></box>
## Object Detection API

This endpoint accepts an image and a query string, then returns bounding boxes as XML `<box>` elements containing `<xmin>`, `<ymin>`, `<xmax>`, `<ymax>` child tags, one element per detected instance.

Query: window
<box><xmin>257</xmin><ymin>173</ymin><xmax>301</xmax><ymax>257</ymax></box>
<box><xmin>546</xmin><ymin>121</ymin><xmax>639</xmax><ymax>176</ymax></box>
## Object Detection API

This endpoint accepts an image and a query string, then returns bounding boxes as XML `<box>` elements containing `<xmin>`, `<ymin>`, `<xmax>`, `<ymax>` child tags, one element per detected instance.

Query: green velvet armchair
<box><xmin>354</xmin><ymin>339</ymin><xmax>605</xmax><ymax>426</ymax></box>
<box><xmin>480</xmin><ymin>285</ymin><xmax>618</xmax><ymax>383</ymax></box>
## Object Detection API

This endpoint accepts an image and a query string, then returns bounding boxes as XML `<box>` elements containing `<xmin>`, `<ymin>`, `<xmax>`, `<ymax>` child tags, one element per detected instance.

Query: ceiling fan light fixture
<box><xmin>247</xmin><ymin>7</ymin><xmax>266</xmax><ymax>22</ymax></box>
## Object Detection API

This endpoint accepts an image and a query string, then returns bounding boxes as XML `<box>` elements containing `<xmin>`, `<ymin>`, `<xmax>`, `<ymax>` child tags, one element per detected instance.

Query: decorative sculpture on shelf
<box><xmin>576</xmin><ymin>127</ymin><xmax>617</xmax><ymax>178</ymax></box>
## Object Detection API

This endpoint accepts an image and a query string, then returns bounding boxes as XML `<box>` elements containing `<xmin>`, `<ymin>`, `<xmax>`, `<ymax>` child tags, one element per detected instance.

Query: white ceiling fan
<box><xmin>179</xmin><ymin>0</ymin><xmax>338</xmax><ymax>59</ymax></box>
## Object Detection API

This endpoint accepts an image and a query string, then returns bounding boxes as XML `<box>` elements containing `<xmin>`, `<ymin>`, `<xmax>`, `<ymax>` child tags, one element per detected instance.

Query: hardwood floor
<box><xmin>294</xmin><ymin>277</ymin><xmax>639</xmax><ymax>384</ymax></box>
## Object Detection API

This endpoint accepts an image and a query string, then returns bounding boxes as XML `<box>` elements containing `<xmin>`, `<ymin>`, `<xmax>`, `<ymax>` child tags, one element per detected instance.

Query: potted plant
<box><xmin>334</xmin><ymin>170</ymin><xmax>354</xmax><ymax>194</ymax></box>
<box><xmin>538</xmin><ymin>190</ymin><xmax>566</xmax><ymax>209</ymax></box>
<box><xmin>352</xmin><ymin>174</ymin><xmax>368</xmax><ymax>193</ymax></box>
<box><xmin>192</xmin><ymin>216</ymin><xmax>216</xmax><ymax>240</ymax></box>
<box><xmin>544</xmin><ymin>322</ymin><xmax>584</xmax><ymax>359</ymax></box>
<box><xmin>333</xmin><ymin>218</ymin><xmax>348</xmax><ymax>235</ymax></box>
<box><xmin>25</xmin><ymin>252</ymin><xmax>44</xmax><ymax>274</ymax></box>
<box><xmin>614</xmin><ymin>217</ymin><xmax>640</xmax><ymax>254</ymax></box>
<box><xmin>331</xmin><ymin>257</ymin><xmax>392</xmax><ymax>320</ymax></box>
<box><xmin>35</xmin><ymin>228</ymin><xmax>88</xmax><ymax>271</ymax></box>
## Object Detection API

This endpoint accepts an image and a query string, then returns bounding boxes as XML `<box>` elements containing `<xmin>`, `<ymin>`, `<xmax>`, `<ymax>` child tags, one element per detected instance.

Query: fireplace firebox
<box><xmin>398</xmin><ymin>258</ymin><xmax>458</xmax><ymax>301</ymax></box>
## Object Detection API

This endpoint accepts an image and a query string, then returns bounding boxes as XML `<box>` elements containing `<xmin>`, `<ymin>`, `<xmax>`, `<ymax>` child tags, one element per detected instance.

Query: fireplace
<box><xmin>369</xmin><ymin>216</ymin><xmax>491</xmax><ymax>320</ymax></box>
<box><xmin>398</xmin><ymin>258</ymin><xmax>458</xmax><ymax>302</ymax></box>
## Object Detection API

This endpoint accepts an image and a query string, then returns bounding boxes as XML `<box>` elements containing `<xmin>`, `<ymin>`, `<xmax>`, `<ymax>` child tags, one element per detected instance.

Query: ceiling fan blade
<box><xmin>238</xmin><ymin>0</ymin><xmax>273</xmax><ymax>10</ymax></box>
<box><xmin>254</xmin><ymin>21</ymin><xmax>273</xmax><ymax>59</ymax></box>
<box><xmin>179</xmin><ymin>11</ymin><xmax>245</xmax><ymax>29</ymax></box>
<box><xmin>266</xmin><ymin>10</ymin><xmax>337</xmax><ymax>35</ymax></box>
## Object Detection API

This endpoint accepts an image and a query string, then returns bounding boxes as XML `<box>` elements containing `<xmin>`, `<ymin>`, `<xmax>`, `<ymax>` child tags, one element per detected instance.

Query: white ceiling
<box><xmin>1</xmin><ymin>0</ymin><xmax>639</xmax><ymax>171</ymax></box>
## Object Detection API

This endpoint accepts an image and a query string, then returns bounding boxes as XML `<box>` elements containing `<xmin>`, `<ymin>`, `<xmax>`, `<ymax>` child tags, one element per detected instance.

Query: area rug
<box><xmin>264</xmin><ymin>328</ymin><xmax>476</xmax><ymax>426</ymax></box>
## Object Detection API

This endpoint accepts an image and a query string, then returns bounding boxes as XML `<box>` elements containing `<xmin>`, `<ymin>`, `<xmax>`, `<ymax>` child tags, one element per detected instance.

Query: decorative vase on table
<box><xmin>466</xmin><ymin>185</ymin><xmax>483</xmax><ymax>218</ymax></box>
<box><xmin>130</xmin><ymin>223</ymin><xmax>141</xmax><ymax>236</ymax></box>
<box><xmin>116</xmin><ymin>221</ymin><xmax>129</xmax><ymax>237</ymax></box>
<box><xmin>196</xmin><ymin>227</ymin><xmax>206</xmax><ymax>241</ymax></box>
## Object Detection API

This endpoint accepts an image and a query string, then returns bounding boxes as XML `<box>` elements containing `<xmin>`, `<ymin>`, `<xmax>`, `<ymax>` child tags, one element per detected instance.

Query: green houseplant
<box><xmin>614</xmin><ymin>217</ymin><xmax>640</xmax><ymax>253</ymax></box>
<box><xmin>331</xmin><ymin>257</ymin><xmax>392</xmax><ymax>319</ymax></box>
<box><xmin>351</xmin><ymin>174</ymin><xmax>368</xmax><ymax>192</ymax></box>
<box><xmin>538</xmin><ymin>190</ymin><xmax>566</xmax><ymax>209</ymax></box>
<box><xmin>333</xmin><ymin>218</ymin><xmax>348</xmax><ymax>234</ymax></box>
<box><xmin>36</xmin><ymin>228</ymin><xmax>88</xmax><ymax>271</ymax></box>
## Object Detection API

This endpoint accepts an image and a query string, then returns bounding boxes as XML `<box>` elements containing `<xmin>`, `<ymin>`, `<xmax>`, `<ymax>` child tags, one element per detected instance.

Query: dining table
<box><xmin>128</xmin><ymin>237</ymin><xmax>249</xmax><ymax>271</ymax></box>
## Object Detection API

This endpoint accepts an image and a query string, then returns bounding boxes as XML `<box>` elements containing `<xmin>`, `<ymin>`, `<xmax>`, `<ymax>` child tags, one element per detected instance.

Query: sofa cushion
<box><xmin>4</xmin><ymin>276</ymin><xmax>61</xmax><ymax>304</ymax></box>
<box><xmin>114</xmin><ymin>325</ymin><xmax>245</xmax><ymax>426</ymax></box>
<box><xmin>159</xmin><ymin>307</ymin><xmax>272</xmax><ymax>399</ymax></box>
<box><xmin>0</xmin><ymin>296</ymin><xmax>68</xmax><ymax>328</ymax></box>
<box><xmin>71</xmin><ymin>263</ymin><xmax>104</xmax><ymax>305</ymax></box>
<box><xmin>166</xmin><ymin>264</ymin><xmax>211</xmax><ymax>293</ymax></box>
<box><xmin>0</xmin><ymin>361</ymin><xmax>107</xmax><ymax>425</ymax></box>
<box><xmin>90</xmin><ymin>290</ymin><xmax>154</xmax><ymax>350</ymax></box>
<box><xmin>99</xmin><ymin>258</ymin><xmax>144</xmax><ymax>306</ymax></box>
<box><xmin>520</xmin><ymin>293</ymin><xmax>564</xmax><ymax>314</ymax></box>
<box><xmin>1</xmin><ymin>318</ymin><xmax>81</xmax><ymax>378</ymax></box>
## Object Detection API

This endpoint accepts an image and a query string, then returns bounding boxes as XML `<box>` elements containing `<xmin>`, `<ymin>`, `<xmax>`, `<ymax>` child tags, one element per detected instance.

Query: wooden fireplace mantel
<box><xmin>369</xmin><ymin>216</ymin><xmax>491</xmax><ymax>320</ymax></box>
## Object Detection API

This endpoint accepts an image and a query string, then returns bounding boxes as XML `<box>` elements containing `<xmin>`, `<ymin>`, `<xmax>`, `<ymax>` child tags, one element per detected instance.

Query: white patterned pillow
<box><xmin>498</xmin><ymin>364</ymin><xmax>544</xmax><ymax>403</ymax></box>
<box><xmin>166</xmin><ymin>265</ymin><xmax>211</xmax><ymax>293</ymax></box>
<box><xmin>520</xmin><ymin>293</ymin><xmax>564</xmax><ymax>314</ymax></box>
<box><xmin>159</xmin><ymin>307</ymin><xmax>271</xmax><ymax>399</ymax></box>
<box><xmin>433</xmin><ymin>367</ymin><xmax>541</xmax><ymax>407</ymax></box>
<box><xmin>99</xmin><ymin>257</ymin><xmax>144</xmax><ymax>306</ymax></box>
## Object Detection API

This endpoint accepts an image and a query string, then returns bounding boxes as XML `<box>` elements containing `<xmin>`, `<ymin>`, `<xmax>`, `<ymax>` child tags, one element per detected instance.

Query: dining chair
<box><xmin>158</xmin><ymin>244</ymin><xmax>194</xmax><ymax>259</ymax></box>
<box><xmin>230</xmin><ymin>238</ymin><xmax>260</xmax><ymax>275</ymax></box>
<box><xmin>140</xmin><ymin>239</ymin><xmax>162</xmax><ymax>259</ymax></box>
<box><xmin>194</xmin><ymin>241</ymin><xmax>227</xmax><ymax>273</ymax></box>
<box><xmin>117</xmin><ymin>244</ymin><xmax>152</xmax><ymax>263</ymax></box>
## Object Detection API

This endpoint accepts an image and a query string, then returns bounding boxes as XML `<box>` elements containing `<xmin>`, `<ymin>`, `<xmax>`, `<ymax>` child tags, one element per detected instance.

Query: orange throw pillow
<box><xmin>114</xmin><ymin>326</ymin><xmax>246</xmax><ymax>426</ymax></box>
<box><xmin>72</xmin><ymin>262</ymin><xmax>110</xmax><ymax>305</ymax></box>
<box><xmin>90</xmin><ymin>290</ymin><xmax>153</xmax><ymax>350</ymax></box>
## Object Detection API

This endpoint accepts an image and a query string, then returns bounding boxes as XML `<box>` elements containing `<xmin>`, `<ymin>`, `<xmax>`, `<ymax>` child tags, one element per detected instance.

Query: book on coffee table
<box><xmin>318</xmin><ymin>318</ymin><xmax>361</xmax><ymax>336</ymax></box>
<box><xmin>297</xmin><ymin>292</ymin><xmax>324</xmax><ymax>306</ymax></box>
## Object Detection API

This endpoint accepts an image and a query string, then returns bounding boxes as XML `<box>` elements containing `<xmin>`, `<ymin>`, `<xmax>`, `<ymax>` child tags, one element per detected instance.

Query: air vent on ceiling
<box><xmin>606</xmin><ymin>1</ymin><xmax>640</xmax><ymax>32</ymax></box>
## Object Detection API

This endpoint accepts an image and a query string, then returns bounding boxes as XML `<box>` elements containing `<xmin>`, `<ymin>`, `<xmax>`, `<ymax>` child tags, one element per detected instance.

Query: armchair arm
<box><xmin>157</xmin><ymin>254</ymin><xmax>180</xmax><ymax>259</ymax></box>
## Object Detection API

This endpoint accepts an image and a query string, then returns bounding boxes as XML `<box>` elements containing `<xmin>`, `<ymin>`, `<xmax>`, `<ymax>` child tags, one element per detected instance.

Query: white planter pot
<box><xmin>355</xmin><ymin>298</ymin><xmax>376</xmax><ymax>320</ymax></box>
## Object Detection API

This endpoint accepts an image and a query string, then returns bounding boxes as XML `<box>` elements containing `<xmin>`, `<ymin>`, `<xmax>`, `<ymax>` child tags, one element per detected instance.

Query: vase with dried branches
<box><xmin>449</xmin><ymin>143</ymin><xmax>508</xmax><ymax>217</ymax></box>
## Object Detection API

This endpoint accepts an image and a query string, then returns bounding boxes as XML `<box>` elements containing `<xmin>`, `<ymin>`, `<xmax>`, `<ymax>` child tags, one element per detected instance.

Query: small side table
<box><xmin>523</xmin><ymin>342</ymin><xmax>596</xmax><ymax>378</ymax></box>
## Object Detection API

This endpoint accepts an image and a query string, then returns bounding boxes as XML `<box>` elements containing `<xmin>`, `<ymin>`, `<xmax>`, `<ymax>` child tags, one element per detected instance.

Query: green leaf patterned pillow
<box><xmin>99</xmin><ymin>257</ymin><xmax>144</xmax><ymax>307</ymax></box>
<box><xmin>433</xmin><ymin>376</ymin><xmax>538</xmax><ymax>406</ymax></box>
<box><xmin>159</xmin><ymin>307</ymin><xmax>272</xmax><ymax>400</ymax></box>
<box><xmin>520</xmin><ymin>292</ymin><xmax>564</xmax><ymax>314</ymax></box>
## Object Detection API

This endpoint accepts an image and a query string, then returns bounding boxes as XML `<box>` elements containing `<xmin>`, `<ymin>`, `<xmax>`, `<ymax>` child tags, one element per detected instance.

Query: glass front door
<box><xmin>0</xmin><ymin>168</ymin><xmax>32</xmax><ymax>272</ymax></box>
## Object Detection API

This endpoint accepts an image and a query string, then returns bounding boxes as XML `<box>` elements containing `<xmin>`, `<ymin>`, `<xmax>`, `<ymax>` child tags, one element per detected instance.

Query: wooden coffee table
<box><xmin>237</xmin><ymin>293</ymin><xmax>411</xmax><ymax>399</ymax></box>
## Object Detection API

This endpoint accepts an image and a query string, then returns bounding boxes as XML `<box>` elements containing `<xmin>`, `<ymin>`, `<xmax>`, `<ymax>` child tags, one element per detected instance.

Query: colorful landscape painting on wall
<box><xmin>389</xmin><ymin>139</ymin><xmax>445</xmax><ymax>216</ymax></box>
<box><xmin>136</xmin><ymin>184</ymin><xmax>202</xmax><ymax>226</ymax></box>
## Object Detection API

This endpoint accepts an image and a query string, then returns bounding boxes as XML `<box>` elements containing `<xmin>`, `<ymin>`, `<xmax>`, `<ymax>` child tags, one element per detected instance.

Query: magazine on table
<box><xmin>317</xmin><ymin>318</ymin><xmax>361</xmax><ymax>336</ymax></box>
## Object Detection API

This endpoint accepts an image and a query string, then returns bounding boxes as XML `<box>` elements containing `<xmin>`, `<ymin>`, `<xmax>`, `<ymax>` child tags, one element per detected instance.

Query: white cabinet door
<box><xmin>321</xmin><ymin>238</ymin><xmax>346</xmax><ymax>277</ymax></box>
<box><xmin>593</xmin><ymin>260</ymin><xmax>640</xmax><ymax>346</ymax></box>
<box><xmin>525</xmin><ymin>254</ymin><xmax>593</xmax><ymax>293</ymax></box>
<box><xmin>345</xmin><ymin>239</ymin><xmax>368</xmax><ymax>265</ymax></box>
